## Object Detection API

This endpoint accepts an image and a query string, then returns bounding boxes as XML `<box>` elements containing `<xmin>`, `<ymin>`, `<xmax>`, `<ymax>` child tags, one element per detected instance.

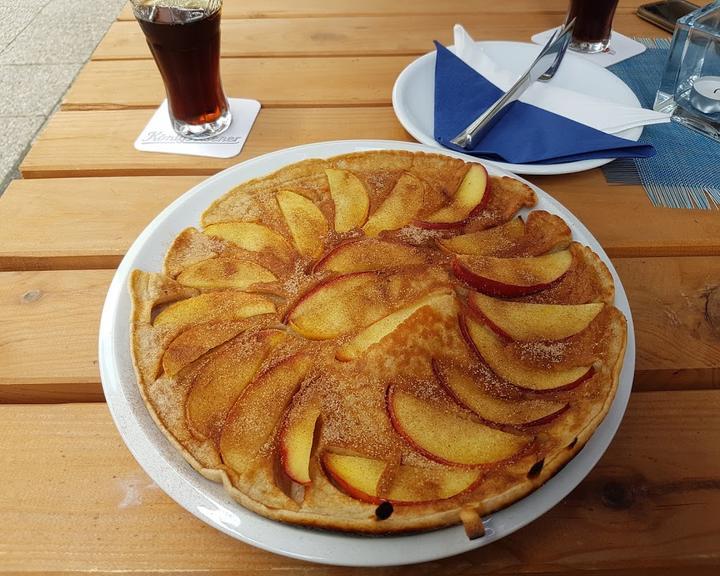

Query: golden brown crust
<box><xmin>129</xmin><ymin>150</ymin><xmax>626</xmax><ymax>535</ymax></box>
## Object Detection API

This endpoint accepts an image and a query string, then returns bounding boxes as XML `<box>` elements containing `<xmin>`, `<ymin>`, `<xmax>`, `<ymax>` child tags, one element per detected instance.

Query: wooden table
<box><xmin>1</xmin><ymin>1</ymin><xmax>719</xmax><ymax>573</ymax></box>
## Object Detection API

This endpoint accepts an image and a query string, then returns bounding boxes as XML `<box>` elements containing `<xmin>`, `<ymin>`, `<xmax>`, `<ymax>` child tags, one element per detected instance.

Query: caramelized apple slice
<box><xmin>384</xmin><ymin>461</ymin><xmax>480</xmax><ymax>503</ymax></box>
<box><xmin>453</xmin><ymin>250</ymin><xmax>572</xmax><ymax>297</ymax></box>
<box><xmin>439</xmin><ymin>211</ymin><xmax>571</xmax><ymax>257</ymax></box>
<box><xmin>153</xmin><ymin>292</ymin><xmax>275</xmax><ymax>333</ymax></box>
<box><xmin>203</xmin><ymin>222</ymin><xmax>292</xmax><ymax>262</ymax></box>
<box><xmin>322</xmin><ymin>453</ymin><xmax>385</xmax><ymax>503</ymax></box>
<box><xmin>438</xmin><ymin>217</ymin><xmax>525</xmax><ymax>255</ymax></box>
<box><xmin>314</xmin><ymin>238</ymin><xmax>425</xmax><ymax>274</ymax></box>
<box><xmin>462</xmin><ymin>315</ymin><xmax>593</xmax><ymax>391</ymax></box>
<box><xmin>363</xmin><ymin>172</ymin><xmax>427</xmax><ymax>237</ymax></box>
<box><xmin>336</xmin><ymin>290</ymin><xmax>456</xmax><ymax>361</ymax></box>
<box><xmin>325</xmin><ymin>168</ymin><xmax>370</xmax><ymax>232</ymax></box>
<box><xmin>387</xmin><ymin>388</ymin><xmax>531</xmax><ymax>466</ymax></box>
<box><xmin>279</xmin><ymin>402</ymin><xmax>321</xmax><ymax>485</ymax></box>
<box><xmin>177</xmin><ymin>257</ymin><xmax>277</xmax><ymax>290</ymax></box>
<box><xmin>163</xmin><ymin>319</ymin><xmax>254</xmax><ymax>377</ymax></box>
<box><xmin>468</xmin><ymin>292</ymin><xmax>604</xmax><ymax>341</ymax></box>
<box><xmin>276</xmin><ymin>189</ymin><xmax>329</xmax><ymax>258</ymax></box>
<box><xmin>186</xmin><ymin>330</ymin><xmax>286</xmax><ymax>440</ymax></box>
<box><xmin>434</xmin><ymin>361</ymin><xmax>568</xmax><ymax>427</ymax></box>
<box><xmin>286</xmin><ymin>272</ymin><xmax>387</xmax><ymax>340</ymax></box>
<box><xmin>323</xmin><ymin>453</ymin><xmax>480</xmax><ymax>504</ymax></box>
<box><xmin>220</xmin><ymin>353</ymin><xmax>313</xmax><ymax>476</ymax></box>
<box><xmin>416</xmin><ymin>164</ymin><xmax>488</xmax><ymax>229</ymax></box>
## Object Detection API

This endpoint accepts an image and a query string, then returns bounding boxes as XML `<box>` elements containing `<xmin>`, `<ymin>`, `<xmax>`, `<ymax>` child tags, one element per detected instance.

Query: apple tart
<box><xmin>129</xmin><ymin>150</ymin><xmax>626</xmax><ymax>536</ymax></box>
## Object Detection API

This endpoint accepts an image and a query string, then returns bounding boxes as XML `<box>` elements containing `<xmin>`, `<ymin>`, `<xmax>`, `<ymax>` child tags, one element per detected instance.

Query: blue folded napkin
<box><xmin>433</xmin><ymin>42</ymin><xmax>656</xmax><ymax>164</ymax></box>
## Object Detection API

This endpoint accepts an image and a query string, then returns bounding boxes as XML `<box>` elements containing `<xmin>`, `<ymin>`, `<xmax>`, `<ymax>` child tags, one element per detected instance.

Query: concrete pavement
<box><xmin>0</xmin><ymin>0</ymin><xmax>127</xmax><ymax>194</ymax></box>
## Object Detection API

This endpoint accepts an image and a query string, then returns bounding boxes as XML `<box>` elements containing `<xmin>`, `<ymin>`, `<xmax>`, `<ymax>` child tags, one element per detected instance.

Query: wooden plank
<box><xmin>1</xmin><ymin>258</ymin><xmax>719</xmax><ymax>401</ymax></box>
<box><xmin>1</xmin><ymin>391</ymin><xmax>718</xmax><ymax>574</ymax></box>
<box><xmin>2</xmin><ymin>174</ymin><xmax>720</xmax><ymax>274</ymax></box>
<box><xmin>534</xmin><ymin>170</ymin><xmax>720</xmax><ymax>258</ymax></box>
<box><xmin>117</xmin><ymin>0</ymin><xmax>650</xmax><ymax>20</ymax></box>
<box><xmin>22</xmin><ymin>108</ymin><xmax>713</xmax><ymax>194</ymax></box>
<box><xmin>613</xmin><ymin>257</ymin><xmax>720</xmax><ymax>387</ymax></box>
<box><xmin>0</xmin><ymin>177</ymin><xmax>204</xmax><ymax>271</ymax></box>
<box><xmin>99</xmin><ymin>13</ymin><xmax>662</xmax><ymax>61</ymax></box>
<box><xmin>64</xmin><ymin>56</ymin><xmax>415</xmax><ymax>110</ymax></box>
<box><xmin>19</xmin><ymin>107</ymin><xmax>413</xmax><ymax>179</ymax></box>
<box><xmin>0</xmin><ymin>270</ymin><xmax>111</xmax><ymax>402</ymax></box>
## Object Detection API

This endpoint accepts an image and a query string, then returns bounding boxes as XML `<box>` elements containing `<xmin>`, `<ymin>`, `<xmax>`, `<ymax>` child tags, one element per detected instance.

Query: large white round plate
<box><xmin>392</xmin><ymin>41</ymin><xmax>643</xmax><ymax>175</ymax></box>
<box><xmin>99</xmin><ymin>140</ymin><xmax>635</xmax><ymax>567</ymax></box>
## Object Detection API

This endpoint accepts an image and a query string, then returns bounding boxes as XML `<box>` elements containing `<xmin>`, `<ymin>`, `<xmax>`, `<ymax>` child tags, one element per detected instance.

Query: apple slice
<box><xmin>363</xmin><ymin>172</ymin><xmax>428</xmax><ymax>237</ymax></box>
<box><xmin>163</xmin><ymin>319</ymin><xmax>252</xmax><ymax>377</ymax></box>
<box><xmin>322</xmin><ymin>452</ymin><xmax>386</xmax><ymax>503</ymax></box>
<box><xmin>438</xmin><ymin>217</ymin><xmax>525</xmax><ymax>255</ymax></box>
<box><xmin>220</xmin><ymin>353</ymin><xmax>313</xmax><ymax>476</ymax></box>
<box><xmin>286</xmin><ymin>272</ymin><xmax>387</xmax><ymax>340</ymax></box>
<box><xmin>203</xmin><ymin>222</ymin><xmax>293</xmax><ymax>262</ymax></box>
<box><xmin>383</xmin><ymin>461</ymin><xmax>480</xmax><ymax>503</ymax></box>
<box><xmin>453</xmin><ymin>250</ymin><xmax>572</xmax><ymax>297</ymax></box>
<box><xmin>322</xmin><ymin>453</ymin><xmax>480</xmax><ymax>504</ymax></box>
<box><xmin>152</xmin><ymin>292</ymin><xmax>275</xmax><ymax>333</ymax></box>
<box><xmin>314</xmin><ymin>238</ymin><xmax>425</xmax><ymax>274</ymax></box>
<box><xmin>462</xmin><ymin>314</ymin><xmax>593</xmax><ymax>391</ymax></box>
<box><xmin>415</xmin><ymin>164</ymin><xmax>488</xmax><ymax>229</ymax></box>
<box><xmin>434</xmin><ymin>361</ymin><xmax>568</xmax><ymax>427</ymax></box>
<box><xmin>276</xmin><ymin>189</ymin><xmax>329</xmax><ymax>259</ymax></box>
<box><xmin>336</xmin><ymin>290</ymin><xmax>456</xmax><ymax>361</ymax></box>
<box><xmin>279</xmin><ymin>402</ymin><xmax>322</xmax><ymax>485</ymax></box>
<box><xmin>468</xmin><ymin>292</ymin><xmax>604</xmax><ymax>341</ymax></box>
<box><xmin>176</xmin><ymin>257</ymin><xmax>277</xmax><ymax>290</ymax></box>
<box><xmin>387</xmin><ymin>388</ymin><xmax>531</xmax><ymax>466</ymax></box>
<box><xmin>186</xmin><ymin>330</ymin><xmax>286</xmax><ymax>440</ymax></box>
<box><xmin>325</xmin><ymin>168</ymin><xmax>370</xmax><ymax>233</ymax></box>
<box><xmin>438</xmin><ymin>211</ymin><xmax>571</xmax><ymax>258</ymax></box>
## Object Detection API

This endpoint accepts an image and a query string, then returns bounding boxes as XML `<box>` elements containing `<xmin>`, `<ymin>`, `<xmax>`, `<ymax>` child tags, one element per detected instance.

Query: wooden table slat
<box><xmin>96</xmin><ymin>13</ymin><xmax>662</xmax><ymax>62</ymax></box>
<box><xmin>64</xmin><ymin>56</ymin><xmax>415</xmax><ymax>111</ymax></box>
<box><xmin>3</xmin><ymin>174</ymin><xmax>720</xmax><ymax>277</ymax></box>
<box><xmin>0</xmin><ymin>270</ymin><xmax>111</xmax><ymax>402</ymax></box>
<box><xmin>19</xmin><ymin>107</ymin><xmax>411</xmax><ymax>179</ymax></box>
<box><xmin>0</xmin><ymin>177</ymin><xmax>203</xmax><ymax>271</ymax></box>
<box><xmin>1</xmin><ymin>260</ymin><xmax>718</xmax><ymax>402</ymax></box>
<box><xmin>1</xmin><ymin>391</ymin><xmax>718</xmax><ymax>573</ymax></box>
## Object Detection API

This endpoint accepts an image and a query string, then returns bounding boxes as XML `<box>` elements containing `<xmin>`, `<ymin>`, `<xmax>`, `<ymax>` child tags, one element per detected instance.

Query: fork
<box><xmin>539</xmin><ymin>19</ymin><xmax>575</xmax><ymax>81</ymax></box>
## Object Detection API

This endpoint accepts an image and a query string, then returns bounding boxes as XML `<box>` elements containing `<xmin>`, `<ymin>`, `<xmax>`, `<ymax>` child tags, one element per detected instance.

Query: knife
<box><xmin>449</xmin><ymin>19</ymin><xmax>575</xmax><ymax>150</ymax></box>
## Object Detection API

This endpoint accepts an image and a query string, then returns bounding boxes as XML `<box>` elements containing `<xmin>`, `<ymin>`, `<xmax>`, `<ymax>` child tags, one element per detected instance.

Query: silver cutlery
<box><xmin>450</xmin><ymin>19</ymin><xmax>575</xmax><ymax>150</ymax></box>
<box><xmin>539</xmin><ymin>20</ymin><xmax>575</xmax><ymax>81</ymax></box>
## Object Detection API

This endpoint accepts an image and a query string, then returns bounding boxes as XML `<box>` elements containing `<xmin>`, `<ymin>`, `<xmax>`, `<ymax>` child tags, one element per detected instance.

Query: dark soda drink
<box><xmin>134</xmin><ymin>1</ymin><xmax>231</xmax><ymax>138</ymax></box>
<box><xmin>567</xmin><ymin>0</ymin><xmax>619</xmax><ymax>53</ymax></box>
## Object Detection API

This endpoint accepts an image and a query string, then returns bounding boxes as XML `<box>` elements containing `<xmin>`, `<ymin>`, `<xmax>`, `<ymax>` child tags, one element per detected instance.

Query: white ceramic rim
<box><xmin>99</xmin><ymin>139</ymin><xmax>635</xmax><ymax>567</ymax></box>
<box><xmin>391</xmin><ymin>41</ymin><xmax>643</xmax><ymax>175</ymax></box>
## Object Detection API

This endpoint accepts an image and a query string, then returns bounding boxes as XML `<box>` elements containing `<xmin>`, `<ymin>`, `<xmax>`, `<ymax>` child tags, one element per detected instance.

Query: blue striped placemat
<box><xmin>603</xmin><ymin>38</ymin><xmax>720</xmax><ymax>209</ymax></box>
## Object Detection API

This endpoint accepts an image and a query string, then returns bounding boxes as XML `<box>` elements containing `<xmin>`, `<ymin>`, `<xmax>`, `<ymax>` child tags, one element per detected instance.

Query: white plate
<box><xmin>99</xmin><ymin>140</ymin><xmax>635</xmax><ymax>567</ymax></box>
<box><xmin>392</xmin><ymin>41</ymin><xmax>643</xmax><ymax>175</ymax></box>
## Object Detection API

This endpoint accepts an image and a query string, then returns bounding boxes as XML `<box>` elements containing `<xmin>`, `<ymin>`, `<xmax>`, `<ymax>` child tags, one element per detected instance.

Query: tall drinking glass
<box><xmin>130</xmin><ymin>0</ymin><xmax>232</xmax><ymax>139</ymax></box>
<box><xmin>566</xmin><ymin>0</ymin><xmax>620</xmax><ymax>54</ymax></box>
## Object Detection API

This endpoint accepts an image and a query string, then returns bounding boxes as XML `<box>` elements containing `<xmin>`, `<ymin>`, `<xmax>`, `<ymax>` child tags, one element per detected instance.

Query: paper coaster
<box><xmin>134</xmin><ymin>98</ymin><xmax>261</xmax><ymax>158</ymax></box>
<box><xmin>531</xmin><ymin>28</ymin><xmax>646</xmax><ymax>67</ymax></box>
